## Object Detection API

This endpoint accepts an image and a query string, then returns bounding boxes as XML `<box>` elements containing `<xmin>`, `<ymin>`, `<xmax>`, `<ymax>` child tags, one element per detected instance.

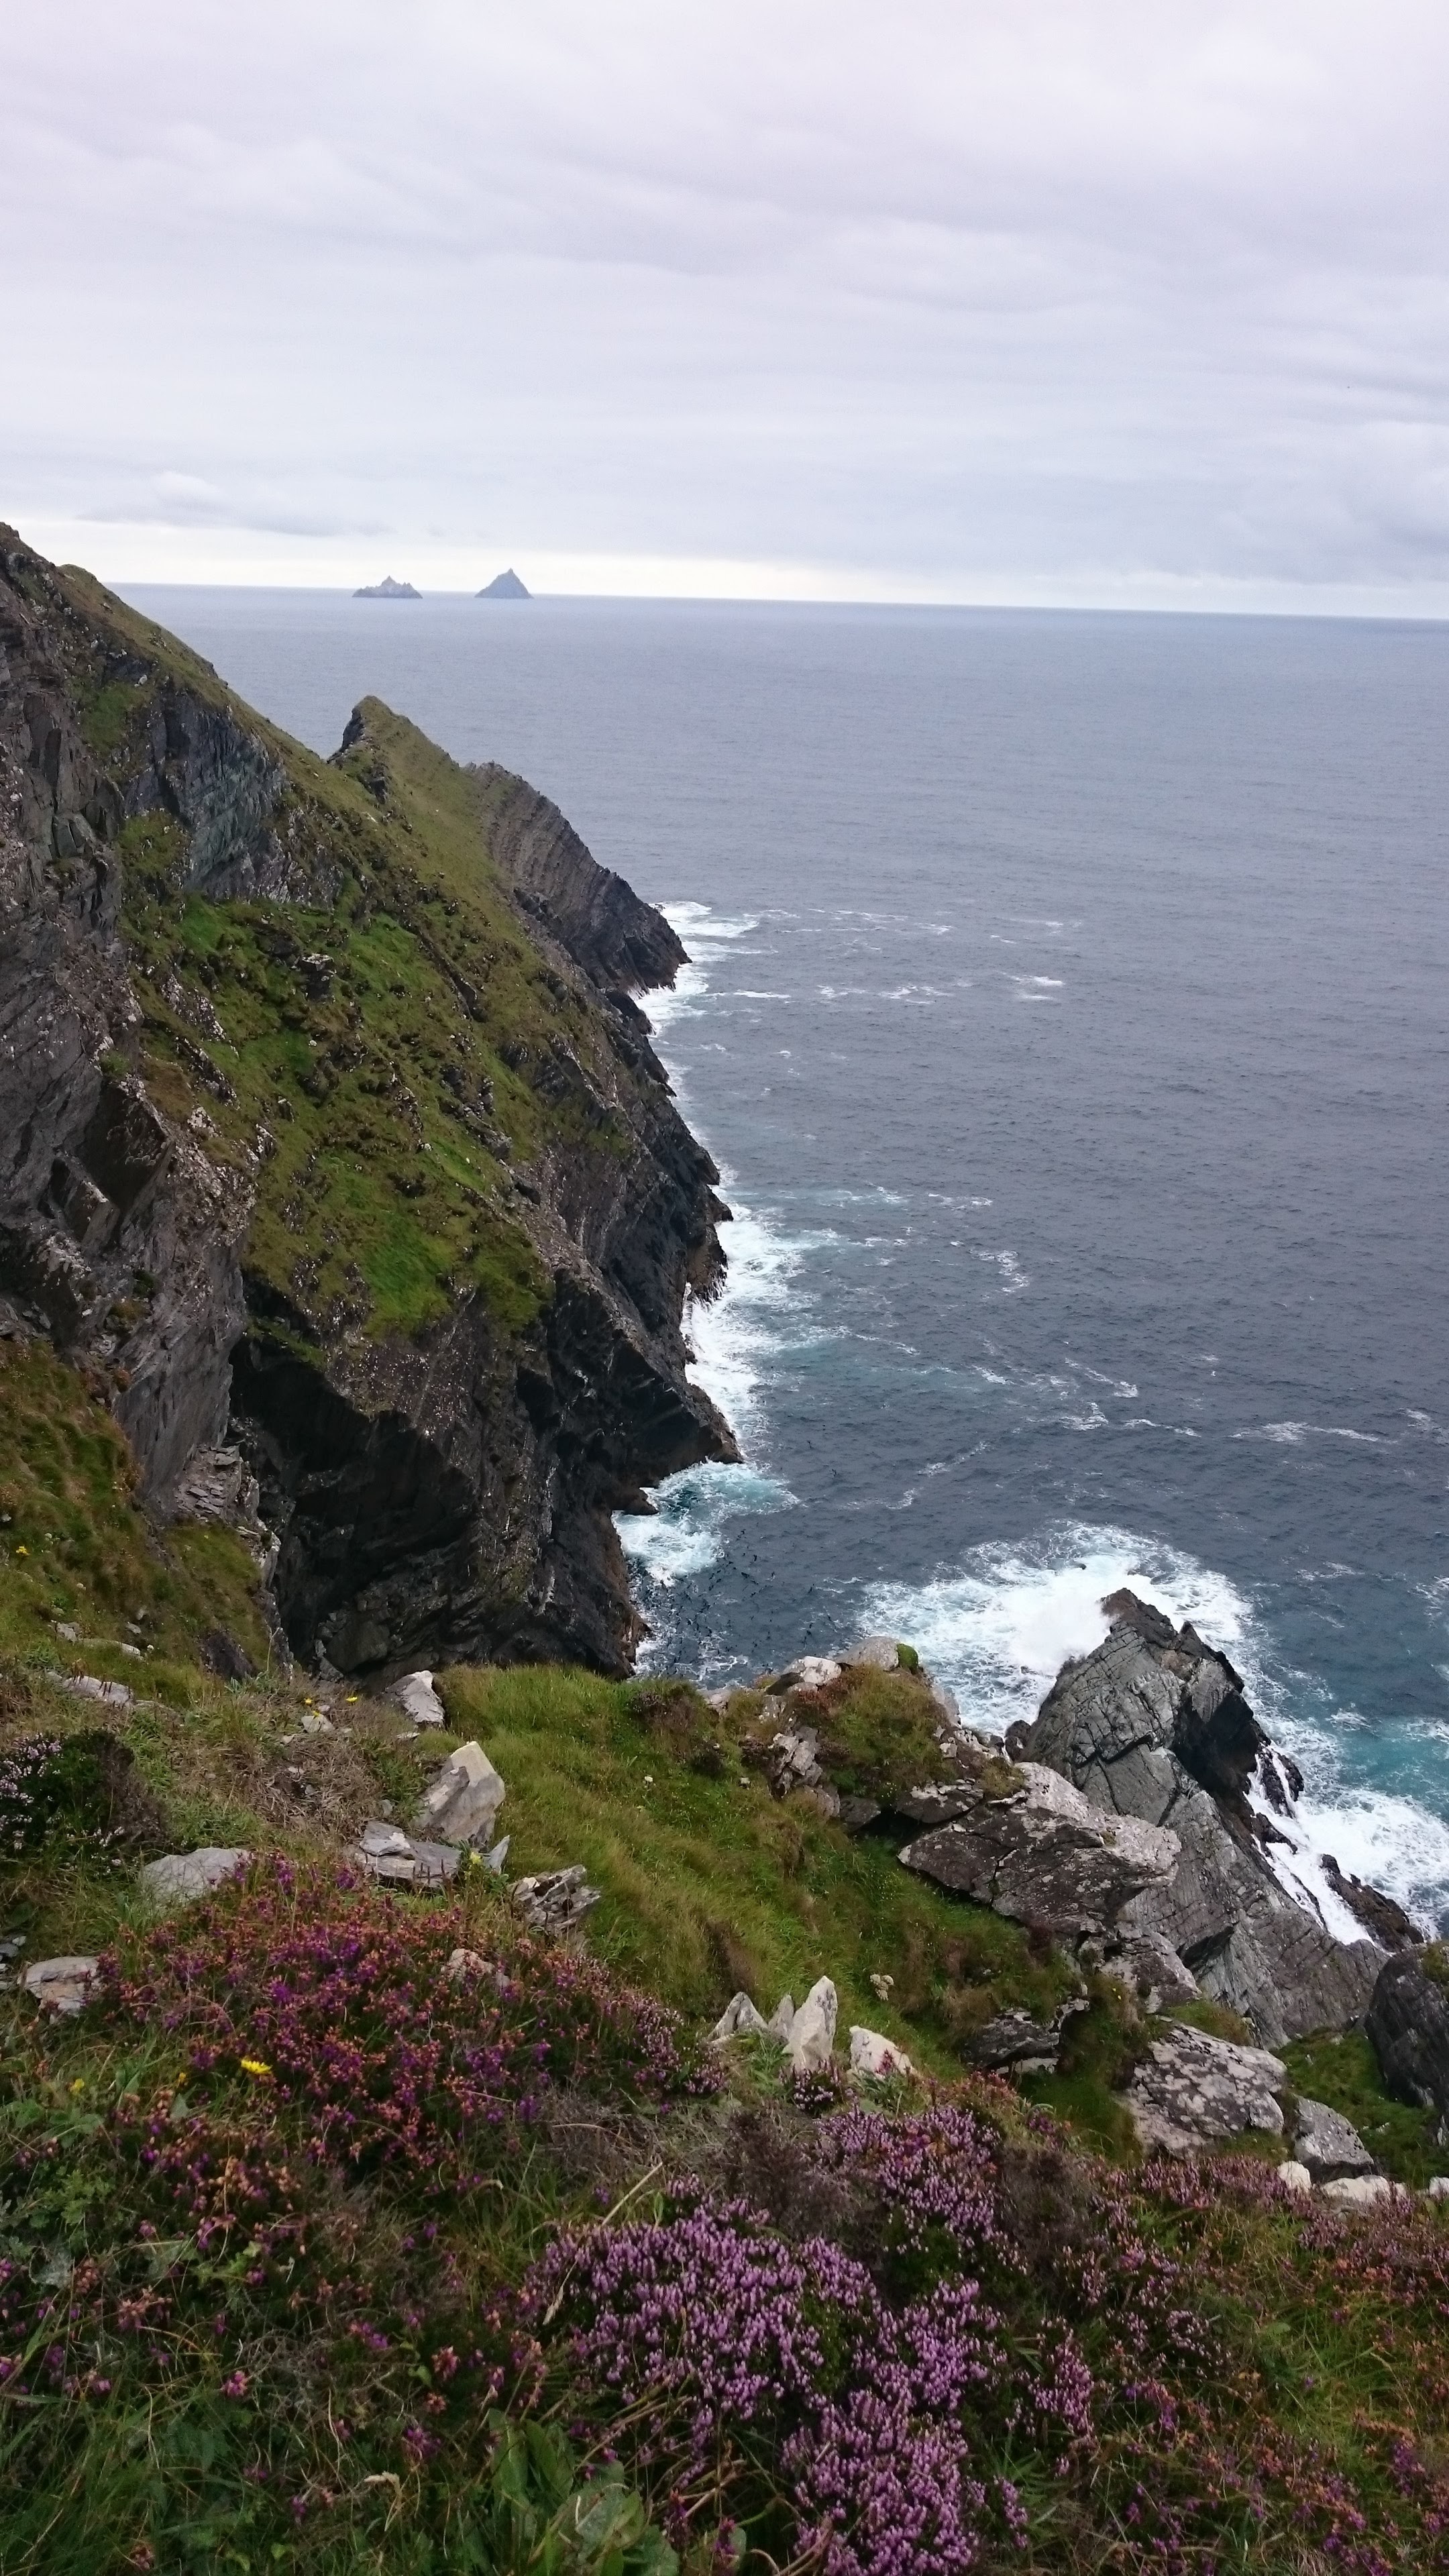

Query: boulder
<box><xmin>1293</xmin><ymin>2096</ymin><xmax>1376</xmax><ymax>2182</ymax></box>
<box><xmin>390</xmin><ymin>1669</ymin><xmax>447</xmax><ymax>1729</ymax></box>
<box><xmin>1365</xmin><ymin>1951</ymin><xmax>1449</xmax><ymax>2122</ymax></box>
<box><xmin>1321</xmin><ymin>2174</ymin><xmax>1401</xmax><ymax>2208</ymax></box>
<box><xmin>1123</xmin><ymin>2021</ymin><xmax>1287</xmax><ymax>2157</ymax></box>
<box><xmin>845</xmin><ymin>1635</ymin><xmax>904</xmax><ymax>1672</ymax></box>
<box><xmin>58</xmin><ymin>1674</ymin><xmax>132</xmax><ymax>1709</ymax></box>
<box><xmin>1426</xmin><ymin>2176</ymin><xmax>1449</xmax><ymax>2199</ymax></box>
<box><xmin>413</xmin><ymin>1740</ymin><xmax>505</xmax><ymax>1847</ymax></box>
<box><xmin>1016</xmin><ymin>1597</ymin><xmax>1383</xmax><ymax>2044</ymax></box>
<box><xmin>141</xmin><ymin>1846</ymin><xmax>250</xmax><ymax>1906</ymax></box>
<box><xmin>22</xmin><ymin>1955</ymin><xmax>101</xmax><ymax>2015</ymax></box>
<box><xmin>1100</xmin><ymin>1930</ymin><xmax>1201</xmax><ymax>2010</ymax></box>
<box><xmin>511</xmin><ymin>1866</ymin><xmax>601</xmax><ymax>1935</ymax></box>
<box><xmin>1277</xmin><ymin>2159</ymin><xmax>1314</xmax><ymax>2194</ymax></box>
<box><xmin>786</xmin><ymin>1976</ymin><xmax>838</xmax><ymax>2072</ymax></box>
<box><xmin>767</xmin><ymin>1993</ymin><xmax>796</xmax><ymax>2038</ymax></box>
<box><xmin>780</xmin><ymin>1656</ymin><xmax>842</xmax><ymax>1692</ymax></box>
<box><xmin>709</xmin><ymin>1991</ymin><xmax>772</xmax><ymax>2044</ymax></box>
<box><xmin>898</xmin><ymin>1758</ymin><xmax>1179</xmax><ymax>1938</ymax></box>
<box><xmin>355</xmin><ymin>1820</ymin><xmax>460</xmax><ymax>1887</ymax></box>
<box><xmin>849</xmin><ymin>2025</ymin><xmax>914</xmax><ymax>2081</ymax></box>
<box><xmin>966</xmin><ymin>2001</ymin><xmax>1087</xmax><ymax>2074</ymax></box>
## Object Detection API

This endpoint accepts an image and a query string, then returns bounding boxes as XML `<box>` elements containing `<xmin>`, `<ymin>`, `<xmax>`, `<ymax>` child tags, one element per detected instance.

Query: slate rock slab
<box><xmin>1123</xmin><ymin>2020</ymin><xmax>1287</xmax><ymax>2157</ymax></box>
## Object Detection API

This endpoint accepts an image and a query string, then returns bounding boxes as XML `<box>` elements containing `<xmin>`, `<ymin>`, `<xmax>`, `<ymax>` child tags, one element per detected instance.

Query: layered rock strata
<box><xmin>0</xmin><ymin>527</ymin><xmax>733</xmax><ymax>1678</ymax></box>
<box><xmin>1008</xmin><ymin>1593</ymin><xmax>1385</xmax><ymax>2044</ymax></box>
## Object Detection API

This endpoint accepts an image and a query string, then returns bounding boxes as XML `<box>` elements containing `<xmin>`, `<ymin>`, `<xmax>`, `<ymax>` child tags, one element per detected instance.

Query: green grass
<box><xmin>439</xmin><ymin>1662</ymin><xmax>1073</xmax><ymax>2075</ymax></box>
<box><xmin>1284</xmin><ymin>2026</ymin><xmax>1446</xmax><ymax>2187</ymax></box>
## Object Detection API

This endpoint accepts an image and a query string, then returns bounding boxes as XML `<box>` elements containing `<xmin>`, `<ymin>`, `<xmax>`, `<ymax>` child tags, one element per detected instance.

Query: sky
<box><xmin>8</xmin><ymin>1</ymin><xmax>1449</xmax><ymax>608</ymax></box>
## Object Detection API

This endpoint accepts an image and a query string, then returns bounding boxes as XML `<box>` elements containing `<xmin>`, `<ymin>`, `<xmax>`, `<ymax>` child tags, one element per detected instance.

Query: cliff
<box><xmin>0</xmin><ymin>527</ymin><xmax>735</xmax><ymax>1679</ymax></box>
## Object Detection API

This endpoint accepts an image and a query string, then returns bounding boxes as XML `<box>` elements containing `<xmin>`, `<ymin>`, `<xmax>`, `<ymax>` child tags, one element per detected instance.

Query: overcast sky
<box><xmin>8</xmin><ymin>1</ymin><xmax>1449</xmax><ymax>606</ymax></box>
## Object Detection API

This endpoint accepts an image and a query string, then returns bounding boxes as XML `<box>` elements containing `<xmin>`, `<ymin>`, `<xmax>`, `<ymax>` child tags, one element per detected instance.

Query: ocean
<box><xmin>122</xmin><ymin>586</ymin><xmax>1449</xmax><ymax>1931</ymax></box>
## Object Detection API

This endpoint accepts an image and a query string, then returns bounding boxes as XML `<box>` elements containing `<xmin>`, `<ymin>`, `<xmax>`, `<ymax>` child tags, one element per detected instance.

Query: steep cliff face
<box><xmin>0</xmin><ymin>528</ymin><xmax>735</xmax><ymax>1677</ymax></box>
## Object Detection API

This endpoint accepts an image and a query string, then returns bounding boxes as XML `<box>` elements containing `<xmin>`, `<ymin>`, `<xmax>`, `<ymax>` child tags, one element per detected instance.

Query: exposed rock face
<box><xmin>1124</xmin><ymin>2021</ymin><xmax>1287</xmax><ymax>2157</ymax></box>
<box><xmin>0</xmin><ymin>530</ymin><xmax>735</xmax><ymax>1678</ymax></box>
<box><xmin>470</xmin><ymin>763</ymin><xmax>688</xmax><ymax>996</ymax></box>
<box><xmin>1013</xmin><ymin>1596</ymin><xmax>1383</xmax><ymax>2044</ymax></box>
<box><xmin>1365</xmin><ymin>1951</ymin><xmax>1449</xmax><ymax>2123</ymax></box>
<box><xmin>897</xmin><ymin>1756</ymin><xmax>1179</xmax><ymax>1938</ymax></box>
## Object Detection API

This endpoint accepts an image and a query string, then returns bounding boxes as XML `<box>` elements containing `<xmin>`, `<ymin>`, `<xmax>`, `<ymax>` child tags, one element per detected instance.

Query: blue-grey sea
<box><xmin>123</xmin><ymin>587</ymin><xmax>1449</xmax><ymax>1930</ymax></box>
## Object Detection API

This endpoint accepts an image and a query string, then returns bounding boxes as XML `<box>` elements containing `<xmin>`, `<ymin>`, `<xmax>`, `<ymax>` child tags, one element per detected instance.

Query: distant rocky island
<box><xmin>478</xmin><ymin>568</ymin><xmax>529</xmax><ymax>598</ymax></box>
<box><xmin>354</xmin><ymin>574</ymin><xmax>419</xmax><ymax>598</ymax></box>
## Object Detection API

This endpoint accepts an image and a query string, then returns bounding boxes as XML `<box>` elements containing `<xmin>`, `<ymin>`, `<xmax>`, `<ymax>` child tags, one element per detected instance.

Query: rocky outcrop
<box><xmin>1012</xmin><ymin>1596</ymin><xmax>1383</xmax><ymax>2044</ymax></box>
<box><xmin>1124</xmin><ymin>2021</ymin><xmax>1287</xmax><ymax>2157</ymax></box>
<box><xmin>897</xmin><ymin>1756</ymin><xmax>1179</xmax><ymax>1938</ymax></box>
<box><xmin>470</xmin><ymin>763</ymin><xmax>688</xmax><ymax>996</ymax></box>
<box><xmin>0</xmin><ymin>529</ymin><xmax>735</xmax><ymax>1678</ymax></box>
<box><xmin>1365</xmin><ymin>1951</ymin><xmax>1449</xmax><ymax>2125</ymax></box>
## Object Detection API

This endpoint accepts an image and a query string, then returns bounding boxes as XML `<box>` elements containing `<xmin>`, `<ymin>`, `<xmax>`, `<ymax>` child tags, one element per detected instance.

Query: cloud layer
<box><xmin>7</xmin><ymin>1</ymin><xmax>1449</xmax><ymax>602</ymax></box>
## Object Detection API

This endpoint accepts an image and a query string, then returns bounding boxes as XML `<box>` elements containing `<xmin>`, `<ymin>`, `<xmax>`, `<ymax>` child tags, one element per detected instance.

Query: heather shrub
<box><xmin>102</xmin><ymin>1857</ymin><xmax>716</xmax><ymax>2192</ymax></box>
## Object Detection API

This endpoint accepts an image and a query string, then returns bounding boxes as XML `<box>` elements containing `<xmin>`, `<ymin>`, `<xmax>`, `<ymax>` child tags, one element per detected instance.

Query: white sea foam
<box><xmin>860</xmin><ymin>1525</ymin><xmax>1251</xmax><ymax>1735</ymax></box>
<box><xmin>1241</xmin><ymin>1421</ymin><xmax>1387</xmax><ymax>1446</ymax></box>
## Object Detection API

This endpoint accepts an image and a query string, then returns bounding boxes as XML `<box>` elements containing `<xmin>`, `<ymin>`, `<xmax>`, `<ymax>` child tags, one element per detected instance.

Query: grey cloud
<box><xmin>7</xmin><ymin>1</ymin><xmax>1449</xmax><ymax>600</ymax></box>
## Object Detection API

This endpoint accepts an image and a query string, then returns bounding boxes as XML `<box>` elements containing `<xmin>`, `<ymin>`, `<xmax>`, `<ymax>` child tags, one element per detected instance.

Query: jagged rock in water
<box><xmin>354</xmin><ymin>576</ymin><xmax>419</xmax><ymax>598</ymax></box>
<box><xmin>1014</xmin><ymin>1594</ymin><xmax>1383</xmax><ymax>2043</ymax></box>
<box><xmin>897</xmin><ymin>1756</ymin><xmax>1179</xmax><ymax>1938</ymax></box>
<box><xmin>0</xmin><ymin>529</ymin><xmax>735</xmax><ymax>1678</ymax></box>
<box><xmin>477</xmin><ymin>570</ymin><xmax>529</xmax><ymax>599</ymax></box>
<box><xmin>141</xmin><ymin>1847</ymin><xmax>250</xmax><ymax>1906</ymax></box>
<box><xmin>1123</xmin><ymin>2021</ymin><xmax>1287</xmax><ymax>2157</ymax></box>
<box><xmin>1293</xmin><ymin>2096</ymin><xmax>1377</xmax><ymax>2182</ymax></box>
<box><xmin>1365</xmin><ymin>1951</ymin><xmax>1449</xmax><ymax>2123</ymax></box>
<box><xmin>1320</xmin><ymin>1856</ymin><xmax>1423</xmax><ymax>1951</ymax></box>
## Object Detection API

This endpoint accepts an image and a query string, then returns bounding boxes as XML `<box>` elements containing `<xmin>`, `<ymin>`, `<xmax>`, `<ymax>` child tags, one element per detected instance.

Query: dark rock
<box><xmin>1366</xmin><ymin>1951</ymin><xmax>1449</xmax><ymax>2122</ymax></box>
<box><xmin>200</xmin><ymin>1627</ymin><xmax>256</xmax><ymax>1682</ymax></box>
<box><xmin>898</xmin><ymin>1754</ymin><xmax>1179</xmax><ymax>1938</ymax></box>
<box><xmin>967</xmin><ymin>1998</ymin><xmax>1087</xmax><ymax>2073</ymax></box>
<box><xmin>1016</xmin><ymin>1596</ymin><xmax>1382</xmax><ymax>2043</ymax></box>
<box><xmin>470</xmin><ymin>762</ymin><xmax>688</xmax><ymax>996</ymax></box>
<box><xmin>1322</xmin><ymin>1856</ymin><xmax>1422</xmax><ymax>1951</ymax></box>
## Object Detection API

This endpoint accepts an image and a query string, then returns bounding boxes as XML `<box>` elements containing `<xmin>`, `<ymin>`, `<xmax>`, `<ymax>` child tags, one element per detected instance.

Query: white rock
<box><xmin>23</xmin><ymin>1955</ymin><xmax>101</xmax><ymax>2015</ymax></box>
<box><xmin>782</xmin><ymin>1657</ymin><xmax>843</xmax><ymax>1692</ymax></box>
<box><xmin>1124</xmin><ymin>2020</ymin><xmax>1288</xmax><ymax>2157</ymax></box>
<box><xmin>414</xmin><ymin>1740</ymin><xmax>504</xmax><ymax>1845</ymax></box>
<box><xmin>1277</xmin><ymin>2160</ymin><xmax>1314</xmax><ymax>2194</ymax></box>
<box><xmin>392</xmin><ymin>1670</ymin><xmax>447</xmax><ymax>1729</ymax></box>
<box><xmin>767</xmin><ymin>1993</ymin><xmax>796</xmax><ymax>2037</ymax></box>
<box><xmin>786</xmin><ymin>1976</ymin><xmax>838</xmax><ymax>2072</ymax></box>
<box><xmin>845</xmin><ymin>1634</ymin><xmax>904</xmax><ymax>1672</ymax></box>
<box><xmin>1427</xmin><ymin>2176</ymin><xmax>1449</xmax><ymax>2199</ymax></box>
<box><xmin>58</xmin><ymin>1674</ymin><xmax>131</xmax><ymax>1709</ymax></box>
<box><xmin>141</xmin><ymin>1847</ymin><xmax>250</xmax><ymax>1906</ymax></box>
<box><xmin>849</xmin><ymin>2025</ymin><xmax>915</xmax><ymax>2081</ymax></box>
<box><xmin>1321</xmin><ymin>2174</ymin><xmax>1399</xmax><ymax>2207</ymax></box>
<box><xmin>708</xmin><ymin>1991</ymin><xmax>772</xmax><ymax>2044</ymax></box>
<box><xmin>443</xmin><ymin>1947</ymin><xmax>494</xmax><ymax>1983</ymax></box>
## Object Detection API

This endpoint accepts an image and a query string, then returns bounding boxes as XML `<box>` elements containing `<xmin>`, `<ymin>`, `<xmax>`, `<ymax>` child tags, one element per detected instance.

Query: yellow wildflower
<box><xmin>69</xmin><ymin>2078</ymin><xmax>85</xmax><ymax>2094</ymax></box>
<box><xmin>15</xmin><ymin>1545</ymin><xmax>28</xmax><ymax>1557</ymax></box>
<box><xmin>239</xmin><ymin>2058</ymin><xmax>273</xmax><ymax>2079</ymax></box>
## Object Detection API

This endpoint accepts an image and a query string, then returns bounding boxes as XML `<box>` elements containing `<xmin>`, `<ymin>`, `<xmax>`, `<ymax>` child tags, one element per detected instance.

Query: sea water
<box><xmin>122</xmin><ymin>589</ymin><xmax>1449</xmax><ymax>1928</ymax></box>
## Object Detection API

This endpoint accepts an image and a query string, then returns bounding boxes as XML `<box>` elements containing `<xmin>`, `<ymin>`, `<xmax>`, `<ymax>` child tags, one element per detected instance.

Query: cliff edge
<box><xmin>0</xmin><ymin>527</ymin><xmax>735</xmax><ymax>1678</ymax></box>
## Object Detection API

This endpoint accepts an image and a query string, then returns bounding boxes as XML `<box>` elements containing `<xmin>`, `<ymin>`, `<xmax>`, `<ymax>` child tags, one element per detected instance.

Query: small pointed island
<box><xmin>478</xmin><ymin>568</ymin><xmax>530</xmax><ymax>599</ymax></box>
<box><xmin>354</xmin><ymin>574</ymin><xmax>420</xmax><ymax>599</ymax></box>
